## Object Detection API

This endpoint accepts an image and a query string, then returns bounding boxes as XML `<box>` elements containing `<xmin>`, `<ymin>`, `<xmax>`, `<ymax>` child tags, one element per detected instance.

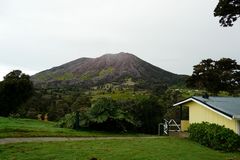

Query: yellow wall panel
<box><xmin>185</xmin><ymin>102</ymin><xmax>237</xmax><ymax>133</ymax></box>
<box><xmin>181</xmin><ymin>120</ymin><xmax>190</xmax><ymax>132</ymax></box>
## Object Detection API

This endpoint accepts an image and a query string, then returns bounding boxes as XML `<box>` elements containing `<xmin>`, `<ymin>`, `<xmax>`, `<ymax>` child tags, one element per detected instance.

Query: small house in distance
<box><xmin>173</xmin><ymin>96</ymin><xmax>240</xmax><ymax>135</ymax></box>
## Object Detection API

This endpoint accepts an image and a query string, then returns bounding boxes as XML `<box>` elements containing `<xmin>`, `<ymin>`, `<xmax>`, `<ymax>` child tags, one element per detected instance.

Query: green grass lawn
<box><xmin>0</xmin><ymin>138</ymin><xmax>239</xmax><ymax>160</ymax></box>
<box><xmin>0</xmin><ymin>117</ymin><xmax>145</xmax><ymax>138</ymax></box>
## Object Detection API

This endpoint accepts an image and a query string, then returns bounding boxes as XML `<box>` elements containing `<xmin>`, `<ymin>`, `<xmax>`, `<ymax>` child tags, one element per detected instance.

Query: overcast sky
<box><xmin>0</xmin><ymin>0</ymin><xmax>240</xmax><ymax>80</ymax></box>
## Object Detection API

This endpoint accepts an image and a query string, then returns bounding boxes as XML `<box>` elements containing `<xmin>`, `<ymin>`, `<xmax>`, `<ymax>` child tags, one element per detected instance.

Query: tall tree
<box><xmin>86</xmin><ymin>98</ymin><xmax>136</xmax><ymax>132</ymax></box>
<box><xmin>187</xmin><ymin>58</ymin><xmax>240</xmax><ymax>94</ymax></box>
<box><xmin>0</xmin><ymin>70</ymin><xmax>34</xmax><ymax>116</ymax></box>
<box><xmin>214</xmin><ymin>0</ymin><xmax>240</xmax><ymax>27</ymax></box>
<box><xmin>131</xmin><ymin>96</ymin><xmax>166</xmax><ymax>134</ymax></box>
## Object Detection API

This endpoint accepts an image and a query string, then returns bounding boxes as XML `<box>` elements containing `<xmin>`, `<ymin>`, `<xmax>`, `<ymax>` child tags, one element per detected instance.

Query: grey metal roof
<box><xmin>192</xmin><ymin>96</ymin><xmax>240</xmax><ymax>119</ymax></box>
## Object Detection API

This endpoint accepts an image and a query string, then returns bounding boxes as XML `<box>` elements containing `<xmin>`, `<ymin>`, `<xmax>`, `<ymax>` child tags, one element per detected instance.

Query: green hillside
<box><xmin>0</xmin><ymin>117</ymin><xmax>145</xmax><ymax>138</ymax></box>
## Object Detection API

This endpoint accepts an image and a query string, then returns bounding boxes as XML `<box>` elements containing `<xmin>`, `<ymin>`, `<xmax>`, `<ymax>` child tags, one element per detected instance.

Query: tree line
<box><xmin>187</xmin><ymin>58</ymin><xmax>240</xmax><ymax>94</ymax></box>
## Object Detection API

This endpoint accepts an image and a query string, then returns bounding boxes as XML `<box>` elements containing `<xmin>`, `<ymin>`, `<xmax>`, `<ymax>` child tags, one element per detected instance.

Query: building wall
<box><xmin>238</xmin><ymin>121</ymin><xmax>240</xmax><ymax>135</ymax></box>
<box><xmin>186</xmin><ymin>101</ymin><xmax>238</xmax><ymax>134</ymax></box>
<box><xmin>181</xmin><ymin>120</ymin><xmax>190</xmax><ymax>132</ymax></box>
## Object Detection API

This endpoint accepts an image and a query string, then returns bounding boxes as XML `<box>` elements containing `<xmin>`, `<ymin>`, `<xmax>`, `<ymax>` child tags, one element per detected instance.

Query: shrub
<box><xmin>188</xmin><ymin>122</ymin><xmax>240</xmax><ymax>152</ymax></box>
<box><xmin>9</xmin><ymin>113</ymin><xmax>21</xmax><ymax>118</ymax></box>
<box><xmin>57</xmin><ymin>112</ymin><xmax>76</xmax><ymax>129</ymax></box>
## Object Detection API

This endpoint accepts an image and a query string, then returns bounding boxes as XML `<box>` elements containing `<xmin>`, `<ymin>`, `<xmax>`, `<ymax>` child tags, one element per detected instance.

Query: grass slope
<box><xmin>0</xmin><ymin>117</ymin><xmax>144</xmax><ymax>138</ymax></box>
<box><xmin>0</xmin><ymin>138</ymin><xmax>240</xmax><ymax>160</ymax></box>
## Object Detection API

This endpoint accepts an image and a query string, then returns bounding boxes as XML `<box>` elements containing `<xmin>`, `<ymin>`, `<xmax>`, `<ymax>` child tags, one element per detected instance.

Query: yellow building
<box><xmin>173</xmin><ymin>96</ymin><xmax>240</xmax><ymax>135</ymax></box>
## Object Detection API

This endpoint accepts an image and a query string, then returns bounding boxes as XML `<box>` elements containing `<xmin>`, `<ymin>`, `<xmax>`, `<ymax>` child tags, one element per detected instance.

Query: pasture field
<box><xmin>0</xmin><ymin>138</ymin><xmax>240</xmax><ymax>160</ymax></box>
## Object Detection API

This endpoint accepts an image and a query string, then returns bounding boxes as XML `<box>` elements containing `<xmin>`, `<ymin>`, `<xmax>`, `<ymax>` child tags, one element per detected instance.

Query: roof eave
<box><xmin>173</xmin><ymin>97</ymin><xmax>233</xmax><ymax>120</ymax></box>
<box><xmin>173</xmin><ymin>97</ymin><xmax>193</xmax><ymax>107</ymax></box>
<box><xmin>233</xmin><ymin>115</ymin><xmax>240</xmax><ymax>120</ymax></box>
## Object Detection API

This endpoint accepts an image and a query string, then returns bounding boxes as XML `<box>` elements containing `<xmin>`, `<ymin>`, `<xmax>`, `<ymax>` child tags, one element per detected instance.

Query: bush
<box><xmin>188</xmin><ymin>122</ymin><xmax>240</xmax><ymax>152</ymax></box>
<box><xmin>57</xmin><ymin>112</ymin><xmax>76</xmax><ymax>129</ymax></box>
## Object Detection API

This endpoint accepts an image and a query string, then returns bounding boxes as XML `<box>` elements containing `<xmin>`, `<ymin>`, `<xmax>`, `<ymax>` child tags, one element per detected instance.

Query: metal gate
<box><xmin>158</xmin><ymin>119</ymin><xmax>181</xmax><ymax>136</ymax></box>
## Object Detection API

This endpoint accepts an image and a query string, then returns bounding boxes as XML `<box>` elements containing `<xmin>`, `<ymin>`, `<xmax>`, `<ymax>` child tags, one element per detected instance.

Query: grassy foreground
<box><xmin>0</xmin><ymin>138</ymin><xmax>240</xmax><ymax>160</ymax></box>
<box><xmin>0</xmin><ymin>117</ymin><xmax>144</xmax><ymax>138</ymax></box>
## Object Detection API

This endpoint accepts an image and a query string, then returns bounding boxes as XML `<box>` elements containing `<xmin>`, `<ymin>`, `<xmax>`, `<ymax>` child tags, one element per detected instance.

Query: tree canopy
<box><xmin>187</xmin><ymin>58</ymin><xmax>240</xmax><ymax>94</ymax></box>
<box><xmin>82</xmin><ymin>98</ymin><xmax>137</xmax><ymax>132</ymax></box>
<box><xmin>0</xmin><ymin>70</ymin><xmax>34</xmax><ymax>116</ymax></box>
<box><xmin>58</xmin><ymin>96</ymin><xmax>167</xmax><ymax>134</ymax></box>
<box><xmin>214</xmin><ymin>0</ymin><xmax>240</xmax><ymax>27</ymax></box>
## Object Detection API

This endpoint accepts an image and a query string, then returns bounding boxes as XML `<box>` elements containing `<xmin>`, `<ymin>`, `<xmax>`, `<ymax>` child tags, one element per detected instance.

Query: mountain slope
<box><xmin>31</xmin><ymin>52</ymin><xmax>187</xmax><ymax>88</ymax></box>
